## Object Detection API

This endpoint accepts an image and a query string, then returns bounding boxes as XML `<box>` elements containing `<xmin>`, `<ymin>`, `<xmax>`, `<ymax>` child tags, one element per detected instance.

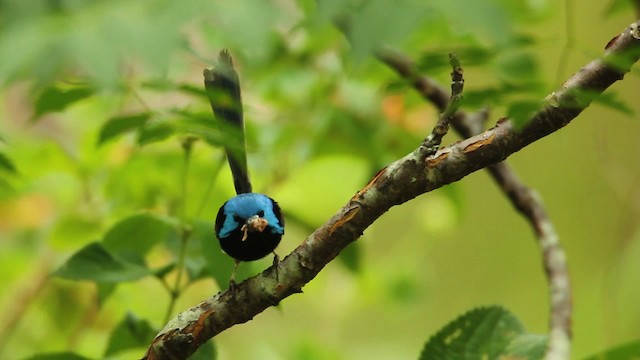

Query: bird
<box><xmin>204</xmin><ymin>50</ymin><xmax>285</xmax><ymax>288</ymax></box>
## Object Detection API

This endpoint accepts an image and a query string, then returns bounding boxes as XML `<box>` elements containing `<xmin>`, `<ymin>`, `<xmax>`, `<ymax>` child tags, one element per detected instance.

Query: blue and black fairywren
<box><xmin>204</xmin><ymin>50</ymin><xmax>284</xmax><ymax>287</ymax></box>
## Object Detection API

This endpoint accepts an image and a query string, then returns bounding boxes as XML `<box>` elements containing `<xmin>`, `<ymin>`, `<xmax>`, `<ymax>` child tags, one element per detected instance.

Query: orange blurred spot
<box><xmin>382</xmin><ymin>94</ymin><xmax>406</xmax><ymax>124</ymax></box>
<box><xmin>0</xmin><ymin>194</ymin><xmax>55</xmax><ymax>231</ymax></box>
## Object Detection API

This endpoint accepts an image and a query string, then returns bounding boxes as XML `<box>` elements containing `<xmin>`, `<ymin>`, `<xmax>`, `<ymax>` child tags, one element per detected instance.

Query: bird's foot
<box><xmin>272</xmin><ymin>252</ymin><xmax>280</xmax><ymax>282</ymax></box>
<box><xmin>228</xmin><ymin>279</ymin><xmax>238</xmax><ymax>292</ymax></box>
<box><xmin>228</xmin><ymin>260</ymin><xmax>240</xmax><ymax>292</ymax></box>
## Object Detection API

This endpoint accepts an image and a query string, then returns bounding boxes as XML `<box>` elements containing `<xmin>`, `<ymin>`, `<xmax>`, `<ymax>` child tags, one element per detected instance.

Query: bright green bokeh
<box><xmin>0</xmin><ymin>0</ymin><xmax>639</xmax><ymax>359</ymax></box>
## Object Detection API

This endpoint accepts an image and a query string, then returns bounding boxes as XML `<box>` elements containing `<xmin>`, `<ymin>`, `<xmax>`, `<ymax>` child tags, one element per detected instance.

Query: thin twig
<box><xmin>421</xmin><ymin>53</ymin><xmax>464</xmax><ymax>155</ymax></box>
<box><xmin>555</xmin><ymin>0</ymin><xmax>576</xmax><ymax>85</ymax></box>
<box><xmin>195</xmin><ymin>153</ymin><xmax>227</xmax><ymax>218</ymax></box>
<box><xmin>164</xmin><ymin>137</ymin><xmax>197</xmax><ymax>323</ymax></box>
<box><xmin>377</xmin><ymin>44</ymin><xmax>572</xmax><ymax>359</ymax></box>
<box><xmin>143</xmin><ymin>21</ymin><xmax>640</xmax><ymax>360</ymax></box>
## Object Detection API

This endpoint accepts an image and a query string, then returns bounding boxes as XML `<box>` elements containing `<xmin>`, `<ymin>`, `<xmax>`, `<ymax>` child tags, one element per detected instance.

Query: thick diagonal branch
<box><xmin>143</xmin><ymin>21</ymin><xmax>640</xmax><ymax>360</ymax></box>
<box><xmin>378</xmin><ymin>44</ymin><xmax>573</xmax><ymax>360</ymax></box>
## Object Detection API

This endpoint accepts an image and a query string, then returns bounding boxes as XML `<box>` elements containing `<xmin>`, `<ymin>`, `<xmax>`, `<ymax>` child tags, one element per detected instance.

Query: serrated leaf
<box><xmin>102</xmin><ymin>213</ymin><xmax>179</xmax><ymax>263</ymax></box>
<box><xmin>22</xmin><ymin>353</ymin><xmax>94</xmax><ymax>360</ymax></box>
<box><xmin>503</xmin><ymin>334</ymin><xmax>548</xmax><ymax>359</ymax></box>
<box><xmin>507</xmin><ymin>100</ymin><xmax>541</xmax><ymax>128</ymax></box>
<box><xmin>53</xmin><ymin>242</ymin><xmax>152</xmax><ymax>283</ymax></box>
<box><xmin>104</xmin><ymin>312</ymin><xmax>157</xmax><ymax>357</ymax></box>
<box><xmin>137</xmin><ymin>121</ymin><xmax>176</xmax><ymax>146</ymax></box>
<box><xmin>584</xmin><ymin>339</ymin><xmax>640</xmax><ymax>360</ymax></box>
<box><xmin>98</xmin><ymin>113</ymin><xmax>151</xmax><ymax>145</ymax></box>
<box><xmin>419</xmin><ymin>306</ymin><xmax>529</xmax><ymax>360</ymax></box>
<box><xmin>32</xmin><ymin>85</ymin><xmax>95</xmax><ymax>121</ymax></box>
<box><xmin>0</xmin><ymin>152</ymin><xmax>17</xmax><ymax>174</ymax></box>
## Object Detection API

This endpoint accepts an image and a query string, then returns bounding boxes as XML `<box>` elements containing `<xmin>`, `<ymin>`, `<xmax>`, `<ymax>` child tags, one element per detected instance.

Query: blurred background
<box><xmin>0</xmin><ymin>0</ymin><xmax>639</xmax><ymax>359</ymax></box>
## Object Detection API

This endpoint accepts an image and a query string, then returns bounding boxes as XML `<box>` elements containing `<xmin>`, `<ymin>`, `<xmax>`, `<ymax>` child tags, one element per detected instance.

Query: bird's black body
<box><xmin>215</xmin><ymin>195</ymin><xmax>284</xmax><ymax>261</ymax></box>
<box><xmin>204</xmin><ymin>50</ymin><xmax>285</xmax><ymax>285</ymax></box>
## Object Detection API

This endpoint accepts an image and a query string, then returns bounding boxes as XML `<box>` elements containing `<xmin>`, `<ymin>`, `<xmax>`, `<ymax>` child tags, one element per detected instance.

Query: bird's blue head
<box><xmin>216</xmin><ymin>193</ymin><xmax>284</xmax><ymax>239</ymax></box>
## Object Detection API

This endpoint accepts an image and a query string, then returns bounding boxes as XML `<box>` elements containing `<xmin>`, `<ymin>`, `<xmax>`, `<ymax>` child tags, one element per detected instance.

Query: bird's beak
<box><xmin>240</xmin><ymin>215</ymin><xmax>269</xmax><ymax>241</ymax></box>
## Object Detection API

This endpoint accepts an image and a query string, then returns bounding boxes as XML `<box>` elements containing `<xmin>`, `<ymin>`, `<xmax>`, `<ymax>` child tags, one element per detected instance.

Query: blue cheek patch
<box><xmin>218</xmin><ymin>193</ymin><xmax>284</xmax><ymax>238</ymax></box>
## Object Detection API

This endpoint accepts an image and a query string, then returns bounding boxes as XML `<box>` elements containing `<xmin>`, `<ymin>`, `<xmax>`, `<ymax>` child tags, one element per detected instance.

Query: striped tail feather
<box><xmin>204</xmin><ymin>50</ymin><xmax>253</xmax><ymax>194</ymax></box>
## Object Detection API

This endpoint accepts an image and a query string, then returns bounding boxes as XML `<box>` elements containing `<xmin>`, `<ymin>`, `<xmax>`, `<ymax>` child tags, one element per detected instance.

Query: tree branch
<box><xmin>143</xmin><ymin>21</ymin><xmax>640</xmax><ymax>360</ymax></box>
<box><xmin>377</xmin><ymin>43</ymin><xmax>572</xmax><ymax>360</ymax></box>
<box><xmin>421</xmin><ymin>53</ymin><xmax>464</xmax><ymax>157</ymax></box>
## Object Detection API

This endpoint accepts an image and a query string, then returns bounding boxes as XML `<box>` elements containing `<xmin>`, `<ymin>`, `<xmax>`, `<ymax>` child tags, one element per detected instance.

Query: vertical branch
<box><xmin>485</xmin><ymin>166</ymin><xmax>571</xmax><ymax>360</ymax></box>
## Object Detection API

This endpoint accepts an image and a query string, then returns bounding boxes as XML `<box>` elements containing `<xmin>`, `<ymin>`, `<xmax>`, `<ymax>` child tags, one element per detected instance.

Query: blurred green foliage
<box><xmin>1</xmin><ymin>0</ymin><xmax>639</xmax><ymax>359</ymax></box>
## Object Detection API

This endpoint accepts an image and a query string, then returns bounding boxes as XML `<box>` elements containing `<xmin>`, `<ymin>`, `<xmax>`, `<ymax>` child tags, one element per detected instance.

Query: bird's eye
<box><xmin>257</xmin><ymin>210</ymin><xmax>265</xmax><ymax>217</ymax></box>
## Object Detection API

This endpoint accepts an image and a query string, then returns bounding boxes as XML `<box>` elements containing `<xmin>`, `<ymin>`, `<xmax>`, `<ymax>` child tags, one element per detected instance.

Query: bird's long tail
<box><xmin>204</xmin><ymin>50</ymin><xmax>252</xmax><ymax>194</ymax></box>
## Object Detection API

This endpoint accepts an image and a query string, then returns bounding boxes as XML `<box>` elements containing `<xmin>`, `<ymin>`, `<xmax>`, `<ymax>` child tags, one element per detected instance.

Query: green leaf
<box><xmin>98</xmin><ymin>113</ymin><xmax>152</xmax><ymax>145</ymax></box>
<box><xmin>102</xmin><ymin>213</ymin><xmax>179</xmax><ymax>263</ymax></box>
<box><xmin>418</xmin><ymin>46</ymin><xmax>495</xmax><ymax>73</ymax></box>
<box><xmin>32</xmin><ymin>85</ymin><xmax>95</xmax><ymax>121</ymax></box>
<box><xmin>171</xmin><ymin>109</ymin><xmax>245</xmax><ymax>150</ymax></box>
<box><xmin>419</xmin><ymin>306</ymin><xmax>546</xmax><ymax>360</ymax></box>
<box><xmin>161</xmin><ymin>220</ymin><xmax>212</xmax><ymax>283</ymax></box>
<box><xmin>53</xmin><ymin>242</ymin><xmax>152</xmax><ymax>283</ymax></box>
<box><xmin>0</xmin><ymin>152</ymin><xmax>17</xmax><ymax>174</ymax></box>
<box><xmin>592</xmin><ymin>92</ymin><xmax>635</xmax><ymax>116</ymax></box>
<box><xmin>461</xmin><ymin>88</ymin><xmax>506</xmax><ymax>108</ymax></box>
<box><xmin>22</xmin><ymin>353</ymin><xmax>93</xmax><ymax>360</ymax></box>
<box><xmin>342</xmin><ymin>0</ymin><xmax>430</xmax><ymax>61</ymax></box>
<box><xmin>495</xmin><ymin>50</ymin><xmax>539</xmax><ymax>85</ymax></box>
<box><xmin>190</xmin><ymin>340</ymin><xmax>217</xmax><ymax>360</ymax></box>
<box><xmin>338</xmin><ymin>242</ymin><xmax>361</xmax><ymax>273</ymax></box>
<box><xmin>604</xmin><ymin>0</ymin><xmax>632</xmax><ymax>17</ymax></box>
<box><xmin>104</xmin><ymin>312</ymin><xmax>157</xmax><ymax>357</ymax></box>
<box><xmin>137</xmin><ymin>121</ymin><xmax>177</xmax><ymax>146</ymax></box>
<box><xmin>504</xmin><ymin>334</ymin><xmax>548</xmax><ymax>359</ymax></box>
<box><xmin>96</xmin><ymin>283</ymin><xmax>117</xmax><ymax>306</ymax></box>
<box><xmin>193</xmin><ymin>219</ymin><xmax>231</xmax><ymax>285</ymax></box>
<box><xmin>153</xmin><ymin>262</ymin><xmax>177</xmax><ymax>279</ymax></box>
<box><xmin>507</xmin><ymin>100</ymin><xmax>541</xmax><ymax>128</ymax></box>
<box><xmin>583</xmin><ymin>339</ymin><xmax>640</xmax><ymax>360</ymax></box>
<box><xmin>436</xmin><ymin>0</ymin><xmax>513</xmax><ymax>45</ymax></box>
<box><xmin>568</xmin><ymin>89</ymin><xmax>635</xmax><ymax>116</ymax></box>
<box><xmin>193</xmin><ymin>219</ymin><xmax>252</xmax><ymax>287</ymax></box>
